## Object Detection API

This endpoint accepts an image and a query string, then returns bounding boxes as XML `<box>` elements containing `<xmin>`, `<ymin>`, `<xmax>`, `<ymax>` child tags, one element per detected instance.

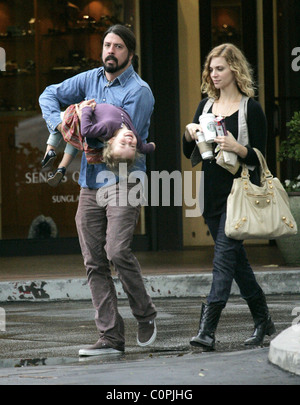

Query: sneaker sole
<box><xmin>78</xmin><ymin>347</ymin><xmax>123</xmax><ymax>357</ymax></box>
<box><xmin>48</xmin><ymin>171</ymin><xmax>64</xmax><ymax>187</ymax></box>
<box><xmin>137</xmin><ymin>321</ymin><xmax>157</xmax><ymax>347</ymax></box>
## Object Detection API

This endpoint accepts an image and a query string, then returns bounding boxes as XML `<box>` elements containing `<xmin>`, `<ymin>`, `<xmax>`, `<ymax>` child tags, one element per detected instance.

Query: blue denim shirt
<box><xmin>39</xmin><ymin>65</ymin><xmax>155</xmax><ymax>189</ymax></box>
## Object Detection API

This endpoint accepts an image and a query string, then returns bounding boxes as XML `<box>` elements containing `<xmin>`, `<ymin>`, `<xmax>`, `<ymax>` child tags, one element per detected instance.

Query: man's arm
<box><xmin>39</xmin><ymin>71</ymin><xmax>88</xmax><ymax>134</ymax></box>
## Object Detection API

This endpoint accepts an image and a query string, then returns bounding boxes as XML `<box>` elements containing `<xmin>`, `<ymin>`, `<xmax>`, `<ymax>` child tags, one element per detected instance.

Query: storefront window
<box><xmin>211</xmin><ymin>0</ymin><xmax>242</xmax><ymax>48</ymax></box>
<box><xmin>0</xmin><ymin>0</ymin><xmax>138</xmax><ymax>241</ymax></box>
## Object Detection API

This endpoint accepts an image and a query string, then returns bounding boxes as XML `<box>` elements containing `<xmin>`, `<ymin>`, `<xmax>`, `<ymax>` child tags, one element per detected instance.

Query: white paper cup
<box><xmin>199</xmin><ymin>113</ymin><xmax>216</xmax><ymax>143</ymax></box>
<box><xmin>196</xmin><ymin>131</ymin><xmax>214</xmax><ymax>160</ymax></box>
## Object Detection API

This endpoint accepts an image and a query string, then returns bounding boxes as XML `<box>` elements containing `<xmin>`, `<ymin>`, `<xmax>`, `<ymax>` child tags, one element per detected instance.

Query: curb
<box><xmin>0</xmin><ymin>270</ymin><xmax>300</xmax><ymax>302</ymax></box>
<box><xmin>269</xmin><ymin>325</ymin><xmax>300</xmax><ymax>376</ymax></box>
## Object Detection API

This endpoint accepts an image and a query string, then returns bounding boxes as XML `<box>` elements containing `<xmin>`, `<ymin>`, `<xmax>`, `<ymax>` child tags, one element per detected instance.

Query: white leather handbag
<box><xmin>225</xmin><ymin>148</ymin><xmax>298</xmax><ymax>240</ymax></box>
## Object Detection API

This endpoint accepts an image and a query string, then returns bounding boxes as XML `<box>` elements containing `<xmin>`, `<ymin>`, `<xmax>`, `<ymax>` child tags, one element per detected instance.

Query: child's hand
<box><xmin>77</xmin><ymin>100</ymin><xmax>96</xmax><ymax>120</ymax></box>
<box><xmin>150</xmin><ymin>142</ymin><xmax>156</xmax><ymax>150</ymax></box>
<box><xmin>80</xmin><ymin>99</ymin><xmax>96</xmax><ymax>110</ymax></box>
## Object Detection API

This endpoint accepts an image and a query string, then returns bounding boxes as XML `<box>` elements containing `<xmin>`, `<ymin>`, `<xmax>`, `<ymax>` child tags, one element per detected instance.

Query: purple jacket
<box><xmin>81</xmin><ymin>104</ymin><xmax>154</xmax><ymax>154</ymax></box>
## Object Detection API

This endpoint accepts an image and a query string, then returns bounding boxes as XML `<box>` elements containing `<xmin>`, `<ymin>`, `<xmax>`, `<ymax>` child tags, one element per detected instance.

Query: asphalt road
<box><xmin>0</xmin><ymin>295</ymin><xmax>300</xmax><ymax>385</ymax></box>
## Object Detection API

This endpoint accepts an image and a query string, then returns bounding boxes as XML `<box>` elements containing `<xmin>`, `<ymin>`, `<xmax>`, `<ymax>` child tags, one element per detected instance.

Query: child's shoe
<box><xmin>42</xmin><ymin>149</ymin><xmax>57</xmax><ymax>169</ymax></box>
<box><xmin>47</xmin><ymin>167</ymin><xmax>66</xmax><ymax>187</ymax></box>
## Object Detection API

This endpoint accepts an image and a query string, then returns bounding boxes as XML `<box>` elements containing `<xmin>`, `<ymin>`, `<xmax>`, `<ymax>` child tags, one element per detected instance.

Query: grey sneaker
<box><xmin>79</xmin><ymin>339</ymin><xmax>124</xmax><ymax>357</ymax></box>
<box><xmin>137</xmin><ymin>320</ymin><xmax>157</xmax><ymax>347</ymax></box>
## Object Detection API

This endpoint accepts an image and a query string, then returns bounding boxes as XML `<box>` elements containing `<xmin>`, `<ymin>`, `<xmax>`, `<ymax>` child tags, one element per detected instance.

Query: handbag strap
<box><xmin>252</xmin><ymin>148</ymin><xmax>273</xmax><ymax>181</ymax></box>
<box><xmin>241</xmin><ymin>148</ymin><xmax>273</xmax><ymax>183</ymax></box>
<box><xmin>202</xmin><ymin>98</ymin><xmax>214</xmax><ymax>114</ymax></box>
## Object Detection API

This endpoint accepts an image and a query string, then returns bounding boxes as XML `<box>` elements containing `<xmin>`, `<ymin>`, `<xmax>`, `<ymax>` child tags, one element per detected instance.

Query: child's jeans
<box><xmin>47</xmin><ymin>131</ymin><xmax>78</xmax><ymax>157</ymax></box>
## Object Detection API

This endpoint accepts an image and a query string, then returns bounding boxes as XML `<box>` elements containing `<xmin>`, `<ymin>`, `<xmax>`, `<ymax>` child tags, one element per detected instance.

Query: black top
<box><xmin>182</xmin><ymin>97</ymin><xmax>267</xmax><ymax>218</ymax></box>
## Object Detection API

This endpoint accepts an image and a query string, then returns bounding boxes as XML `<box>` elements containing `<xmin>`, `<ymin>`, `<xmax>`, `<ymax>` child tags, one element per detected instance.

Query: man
<box><xmin>39</xmin><ymin>24</ymin><xmax>157</xmax><ymax>356</ymax></box>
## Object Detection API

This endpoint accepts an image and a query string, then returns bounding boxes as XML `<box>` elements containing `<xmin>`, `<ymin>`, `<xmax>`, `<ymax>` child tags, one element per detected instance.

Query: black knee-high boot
<box><xmin>244</xmin><ymin>292</ymin><xmax>276</xmax><ymax>346</ymax></box>
<box><xmin>190</xmin><ymin>302</ymin><xmax>224</xmax><ymax>350</ymax></box>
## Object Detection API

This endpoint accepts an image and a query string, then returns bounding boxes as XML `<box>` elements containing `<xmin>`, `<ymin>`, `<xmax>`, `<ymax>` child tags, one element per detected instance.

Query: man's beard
<box><xmin>103</xmin><ymin>54</ymin><xmax>130</xmax><ymax>73</ymax></box>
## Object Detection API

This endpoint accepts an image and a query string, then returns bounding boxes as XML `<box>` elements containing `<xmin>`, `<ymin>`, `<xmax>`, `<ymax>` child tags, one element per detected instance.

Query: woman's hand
<box><xmin>214</xmin><ymin>131</ymin><xmax>248</xmax><ymax>158</ymax></box>
<box><xmin>185</xmin><ymin>123</ymin><xmax>202</xmax><ymax>142</ymax></box>
<box><xmin>214</xmin><ymin>131</ymin><xmax>236</xmax><ymax>150</ymax></box>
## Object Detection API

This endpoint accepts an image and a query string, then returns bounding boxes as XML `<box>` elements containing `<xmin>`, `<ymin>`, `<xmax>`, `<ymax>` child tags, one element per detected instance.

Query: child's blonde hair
<box><xmin>102</xmin><ymin>142</ymin><xmax>140</xmax><ymax>173</ymax></box>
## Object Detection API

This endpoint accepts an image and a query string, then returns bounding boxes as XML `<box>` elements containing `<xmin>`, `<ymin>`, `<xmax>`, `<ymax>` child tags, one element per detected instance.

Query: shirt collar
<box><xmin>98</xmin><ymin>64</ymin><xmax>134</xmax><ymax>87</ymax></box>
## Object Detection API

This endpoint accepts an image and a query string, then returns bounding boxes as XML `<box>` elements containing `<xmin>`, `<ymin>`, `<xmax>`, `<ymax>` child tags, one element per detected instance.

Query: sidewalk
<box><xmin>0</xmin><ymin>296</ymin><xmax>300</xmax><ymax>384</ymax></box>
<box><xmin>0</xmin><ymin>245</ymin><xmax>299</xmax><ymax>301</ymax></box>
<box><xmin>0</xmin><ymin>245</ymin><xmax>300</xmax><ymax>378</ymax></box>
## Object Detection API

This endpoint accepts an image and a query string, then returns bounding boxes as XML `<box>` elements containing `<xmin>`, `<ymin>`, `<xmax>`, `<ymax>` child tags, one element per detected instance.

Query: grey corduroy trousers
<box><xmin>75</xmin><ymin>184</ymin><xmax>156</xmax><ymax>348</ymax></box>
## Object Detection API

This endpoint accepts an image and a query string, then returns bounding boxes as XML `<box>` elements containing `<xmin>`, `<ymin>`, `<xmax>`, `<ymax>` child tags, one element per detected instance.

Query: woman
<box><xmin>183</xmin><ymin>43</ymin><xmax>276</xmax><ymax>350</ymax></box>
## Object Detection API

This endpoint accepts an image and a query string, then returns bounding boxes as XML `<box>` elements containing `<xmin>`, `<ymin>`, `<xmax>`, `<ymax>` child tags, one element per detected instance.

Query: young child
<box><xmin>42</xmin><ymin>101</ymin><xmax>155</xmax><ymax>187</ymax></box>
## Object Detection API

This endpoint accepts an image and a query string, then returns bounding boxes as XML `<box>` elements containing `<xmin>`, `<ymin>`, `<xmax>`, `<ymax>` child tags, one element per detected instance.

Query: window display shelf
<box><xmin>0</xmin><ymin>0</ymin><xmax>137</xmax><ymax>243</ymax></box>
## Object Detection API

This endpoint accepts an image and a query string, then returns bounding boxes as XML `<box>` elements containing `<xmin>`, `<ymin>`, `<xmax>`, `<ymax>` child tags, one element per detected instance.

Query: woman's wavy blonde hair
<box><xmin>201</xmin><ymin>43</ymin><xmax>256</xmax><ymax>99</ymax></box>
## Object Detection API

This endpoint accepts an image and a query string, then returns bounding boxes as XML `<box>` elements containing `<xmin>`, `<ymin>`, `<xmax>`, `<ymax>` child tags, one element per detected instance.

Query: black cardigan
<box><xmin>182</xmin><ymin>97</ymin><xmax>267</xmax><ymax>219</ymax></box>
